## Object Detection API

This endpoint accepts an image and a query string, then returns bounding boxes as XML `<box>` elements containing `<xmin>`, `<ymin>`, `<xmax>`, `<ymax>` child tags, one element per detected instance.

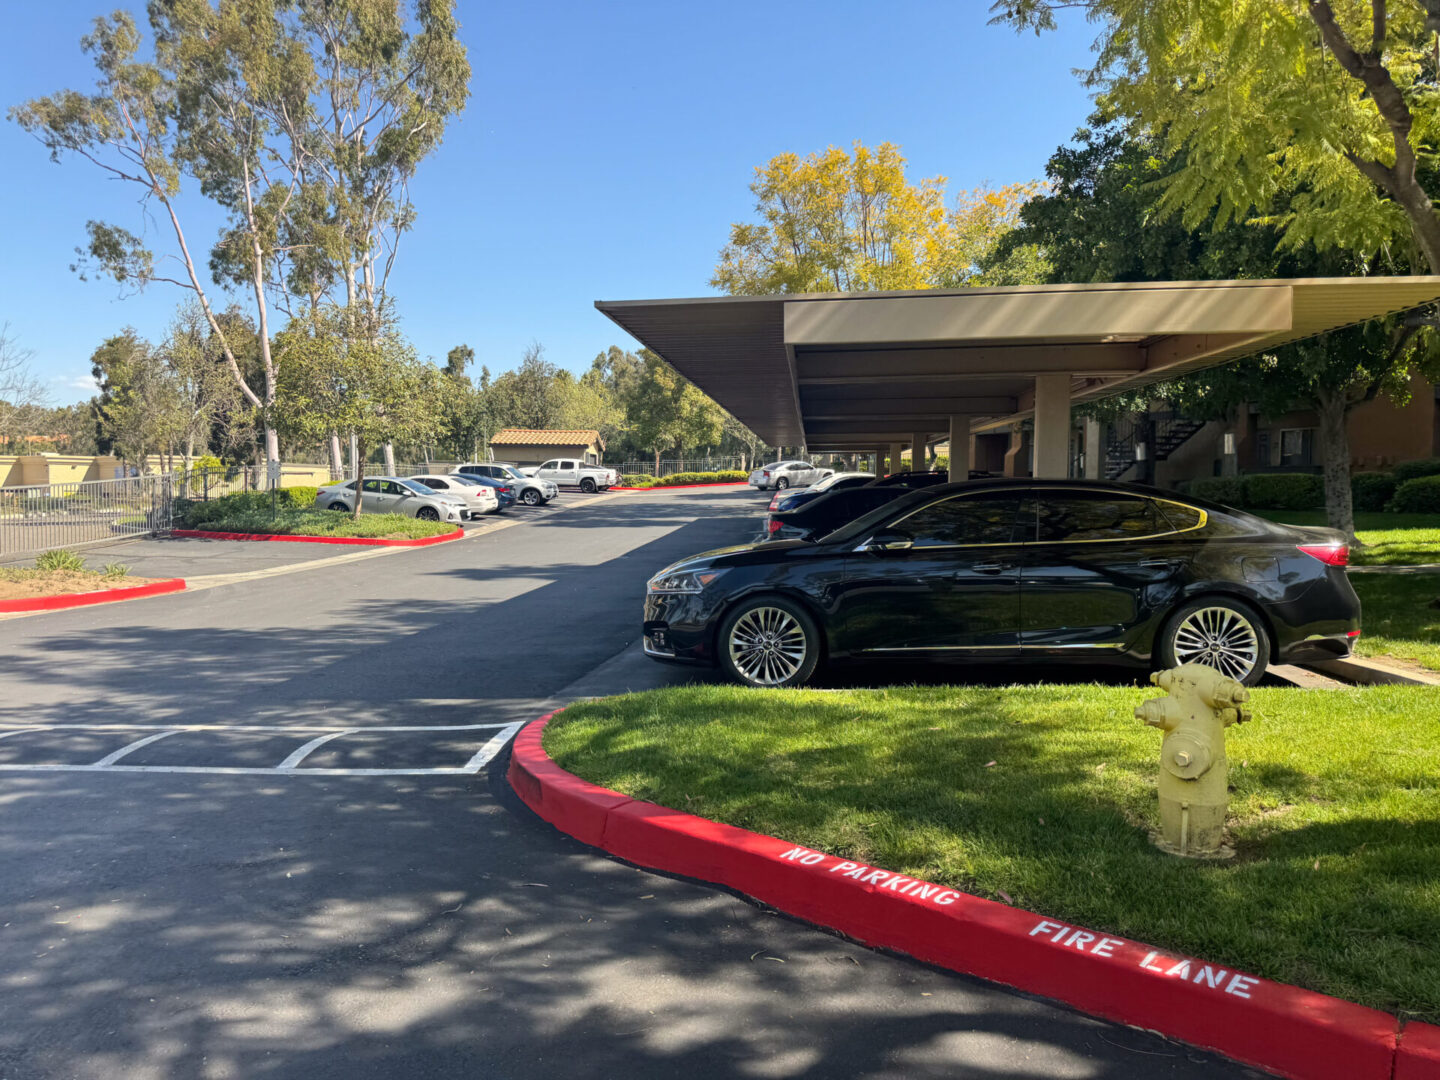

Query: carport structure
<box><xmin>597</xmin><ymin>278</ymin><xmax>1440</xmax><ymax>478</ymax></box>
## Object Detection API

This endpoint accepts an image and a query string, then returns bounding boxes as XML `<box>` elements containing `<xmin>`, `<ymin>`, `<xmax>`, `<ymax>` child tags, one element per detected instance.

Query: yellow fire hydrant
<box><xmin>1135</xmin><ymin>664</ymin><xmax>1252</xmax><ymax>858</ymax></box>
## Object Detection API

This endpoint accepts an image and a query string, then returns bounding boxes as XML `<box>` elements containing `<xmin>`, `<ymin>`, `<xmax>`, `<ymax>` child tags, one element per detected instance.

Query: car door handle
<box><xmin>968</xmin><ymin>563</ymin><xmax>1010</xmax><ymax>575</ymax></box>
<box><xmin>1139</xmin><ymin>559</ymin><xmax>1177</xmax><ymax>568</ymax></box>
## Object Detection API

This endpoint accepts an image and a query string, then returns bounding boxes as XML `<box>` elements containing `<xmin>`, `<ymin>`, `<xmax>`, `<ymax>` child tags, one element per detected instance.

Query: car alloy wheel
<box><xmin>417</xmin><ymin>507</ymin><xmax>440</xmax><ymax>521</ymax></box>
<box><xmin>581</xmin><ymin>478</ymin><xmax>597</xmax><ymax>493</ymax></box>
<box><xmin>775</xmin><ymin>477</ymin><xmax>789</xmax><ymax>490</ymax></box>
<box><xmin>327</xmin><ymin>502</ymin><xmax>348</xmax><ymax>512</ymax></box>
<box><xmin>1168</xmin><ymin>604</ymin><xmax>1262</xmax><ymax>683</ymax></box>
<box><xmin>523</xmin><ymin>488</ymin><xmax>542</xmax><ymax>505</ymax></box>
<box><xmin>725</xmin><ymin>604</ymin><xmax>811</xmax><ymax>686</ymax></box>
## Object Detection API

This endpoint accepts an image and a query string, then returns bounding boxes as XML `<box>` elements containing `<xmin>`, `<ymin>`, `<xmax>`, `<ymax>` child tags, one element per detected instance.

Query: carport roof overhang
<box><xmin>595</xmin><ymin>278</ymin><xmax>1440</xmax><ymax>450</ymax></box>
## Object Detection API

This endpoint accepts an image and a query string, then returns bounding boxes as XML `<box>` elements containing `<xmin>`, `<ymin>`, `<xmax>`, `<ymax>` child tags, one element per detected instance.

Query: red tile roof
<box><xmin>489</xmin><ymin>429</ymin><xmax>604</xmax><ymax>447</ymax></box>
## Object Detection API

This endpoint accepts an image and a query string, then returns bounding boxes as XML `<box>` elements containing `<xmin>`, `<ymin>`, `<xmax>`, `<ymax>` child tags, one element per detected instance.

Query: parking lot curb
<box><xmin>170</xmin><ymin>527</ymin><xmax>463</xmax><ymax>547</ymax></box>
<box><xmin>508</xmin><ymin>711</ymin><xmax>1431</xmax><ymax>1080</ymax></box>
<box><xmin>0</xmin><ymin>577</ymin><xmax>186</xmax><ymax>613</ymax></box>
<box><xmin>612</xmin><ymin>482</ymin><xmax>750</xmax><ymax>492</ymax></box>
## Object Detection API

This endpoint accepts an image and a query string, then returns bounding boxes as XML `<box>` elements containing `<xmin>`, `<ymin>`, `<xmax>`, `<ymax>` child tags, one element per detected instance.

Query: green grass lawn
<box><xmin>546</xmin><ymin>684</ymin><xmax>1440</xmax><ymax>1021</ymax></box>
<box><xmin>1352</xmin><ymin>573</ymin><xmax>1440</xmax><ymax>672</ymax></box>
<box><xmin>186</xmin><ymin>508</ymin><xmax>457</xmax><ymax>539</ymax></box>
<box><xmin>1257</xmin><ymin>510</ymin><xmax>1440</xmax><ymax>565</ymax></box>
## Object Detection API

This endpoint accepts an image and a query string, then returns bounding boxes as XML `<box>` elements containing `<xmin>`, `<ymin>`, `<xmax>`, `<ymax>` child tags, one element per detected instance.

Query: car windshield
<box><xmin>446</xmin><ymin>475</ymin><xmax>480</xmax><ymax>486</ymax></box>
<box><xmin>400</xmin><ymin>480</ymin><xmax>433</xmax><ymax>495</ymax></box>
<box><xmin>815</xmin><ymin>488</ymin><xmax>936</xmax><ymax>545</ymax></box>
<box><xmin>501</xmin><ymin>466</ymin><xmax>525</xmax><ymax>478</ymax></box>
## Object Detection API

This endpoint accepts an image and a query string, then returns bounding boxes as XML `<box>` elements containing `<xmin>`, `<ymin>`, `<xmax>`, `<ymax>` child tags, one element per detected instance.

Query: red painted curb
<box><xmin>0</xmin><ymin>577</ymin><xmax>186</xmax><ymax>613</ymax></box>
<box><xmin>612</xmin><ymin>482</ymin><xmax>750</xmax><ymax>491</ymax></box>
<box><xmin>1397</xmin><ymin>1021</ymin><xmax>1440</xmax><ymax>1078</ymax></box>
<box><xmin>170</xmin><ymin>527</ymin><xmax>462</xmax><ymax>547</ymax></box>
<box><xmin>508</xmin><ymin>714</ymin><xmax>1409</xmax><ymax>1080</ymax></box>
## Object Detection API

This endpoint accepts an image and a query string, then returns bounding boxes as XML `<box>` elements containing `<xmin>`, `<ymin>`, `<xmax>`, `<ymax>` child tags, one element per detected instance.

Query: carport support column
<box><xmin>1032</xmin><ymin>374</ymin><xmax>1073</xmax><ymax>480</ymax></box>
<box><xmin>1084</xmin><ymin>418</ymin><xmax>1103</xmax><ymax>480</ymax></box>
<box><xmin>948</xmin><ymin>415</ymin><xmax>970</xmax><ymax>480</ymax></box>
<box><xmin>912</xmin><ymin>433</ymin><xmax>927</xmax><ymax>472</ymax></box>
<box><xmin>874</xmin><ymin>448</ymin><xmax>887</xmax><ymax>475</ymax></box>
<box><xmin>889</xmin><ymin>442</ymin><xmax>904</xmax><ymax>476</ymax></box>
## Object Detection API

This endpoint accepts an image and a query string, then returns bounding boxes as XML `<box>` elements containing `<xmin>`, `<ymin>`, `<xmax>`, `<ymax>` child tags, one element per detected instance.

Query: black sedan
<box><xmin>642</xmin><ymin>479</ymin><xmax>1360</xmax><ymax>687</ymax></box>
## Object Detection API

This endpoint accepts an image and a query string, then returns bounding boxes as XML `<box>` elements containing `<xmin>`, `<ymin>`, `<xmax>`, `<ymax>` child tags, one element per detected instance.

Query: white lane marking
<box><xmin>0</xmin><ymin>721</ymin><xmax>525</xmax><ymax>777</ymax></box>
<box><xmin>460</xmin><ymin>721</ymin><xmax>525</xmax><ymax>772</ymax></box>
<box><xmin>277</xmin><ymin>729</ymin><xmax>360</xmax><ymax>769</ymax></box>
<box><xmin>0</xmin><ymin>722</ymin><xmax>518</xmax><ymax>734</ymax></box>
<box><xmin>92</xmin><ymin>730</ymin><xmax>182</xmax><ymax>766</ymax></box>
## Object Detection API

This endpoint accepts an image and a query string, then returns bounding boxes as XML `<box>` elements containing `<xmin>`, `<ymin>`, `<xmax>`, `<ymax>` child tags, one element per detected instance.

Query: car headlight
<box><xmin>647</xmin><ymin>568</ymin><xmax>728</xmax><ymax>594</ymax></box>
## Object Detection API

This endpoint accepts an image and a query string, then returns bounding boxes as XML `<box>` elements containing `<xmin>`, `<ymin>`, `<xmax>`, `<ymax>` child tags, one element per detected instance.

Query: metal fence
<box><xmin>0</xmin><ymin>474</ymin><xmax>175</xmax><ymax>557</ymax></box>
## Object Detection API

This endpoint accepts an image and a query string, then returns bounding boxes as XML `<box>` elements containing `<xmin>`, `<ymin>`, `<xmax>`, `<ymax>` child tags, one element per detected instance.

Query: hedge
<box><xmin>175</xmin><ymin>487</ymin><xmax>320</xmax><ymax>528</ymax></box>
<box><xmin>1351</xmin><ymin>472</ymin><xmax>1398</xmax><ymax>513</ymax></box>
<box><xmin>1390</xmin><ymin>475</ymin><xmax>1440</xmax><ymax>514</ymax></box>
<box><xmin>1241</xmin><ymin>472</ymin><xmax>1325</xmax><ymax>511</ymax></box>
<box><xmin>619</xmin><ymin>470</ymin><xmax>749</xmax><ymax>488</ymax></box>
<box><xmin>1391</xmin><ymin>458</ymin><xmax>1440</xmax><ymax>483</ymax></box>
<box><xmin>1187</xmin><ymin>477</ymin><xmax>1246</xmax><ymax>506</ymax></box>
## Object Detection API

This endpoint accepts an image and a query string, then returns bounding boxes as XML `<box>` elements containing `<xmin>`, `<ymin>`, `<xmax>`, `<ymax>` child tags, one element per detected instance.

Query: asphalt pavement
<box><xmin>0</xmin><ymin>489</ymin><xmax>1268</xmax><ymax>1079</ymax></box>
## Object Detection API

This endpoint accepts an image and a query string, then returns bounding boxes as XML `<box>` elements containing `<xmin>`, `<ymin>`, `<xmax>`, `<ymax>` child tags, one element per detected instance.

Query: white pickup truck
<box><xmin>521</xmin><ymin>458</ymin><xmax>620</xmax><ymax>492</ymax></box>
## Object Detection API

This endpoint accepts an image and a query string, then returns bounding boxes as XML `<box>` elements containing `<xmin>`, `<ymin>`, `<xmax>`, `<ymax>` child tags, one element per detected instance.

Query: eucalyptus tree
<box><xmin>11</xmin><ymin>1</ymin><xmax>470</xmax><ymax>466</ymax></box>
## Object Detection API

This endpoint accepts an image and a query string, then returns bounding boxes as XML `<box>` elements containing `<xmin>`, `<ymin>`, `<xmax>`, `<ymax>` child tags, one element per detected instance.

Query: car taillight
<box><xmin>768</xmin><ymin>495</ymin><xmax>781</xmax><ymax>510</ymax></box>
<box><xmin>768</xmin><ymin>518</ymin><xmax>782</xmax><ymax>533</ymax></box>
<box><xmin>762</xmin><ymin>470</ymin><xmax>770</xmax><ymax>477</ymax></box>
<box><xmin>500</xmin><ymin>486</ymin><xmax>513</xmax><ymax>495</ymax></box>
<box><xmin>1347</xmin><ymin>629</ymin><xmax>1362</xmax><ymax>639</ymax></box>
<box><xmin>1296</xmin><ymin>543</ymin><xmax>1349</xmax><ymax>567</ymax></box>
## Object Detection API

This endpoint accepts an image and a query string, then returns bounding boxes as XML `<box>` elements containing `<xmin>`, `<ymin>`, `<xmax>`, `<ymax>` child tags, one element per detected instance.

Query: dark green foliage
<box><xmin>1187</xmin><ymin>477</ymin><xmax>1246</xmax><ymax>506</ymax></box>
<box><xmin>185</xmin><ymin>508</ymin><xmax>453</xmax><ymax>539</ymax></box>
<box><xmin>1391</xmin><ymin>476</ymin><xmax>1440</xmax><ymax>514</ymax></box>
<box><xmin>1392</xmin><ymin>459</ymin><xmax>1440</xmax><ymax>483</ymax></box>
<box><xmin>619</xmin><ymin>470</ymin><xmax>749</xmax><ymax>488</ymax></box>
<box><xmin>176</xmin><ymin>487</ymin><xmax>318</xmax><ymax>527</ymax></box>
<box><xmin>1351</xmin><ymin>473</ymin><xmax>1398</xmax><ymax>512</ymax></box>
<box><xmin>1242</xmin><ymin>473</ymin><xmax>1325</xmax><ymax>511</ymax></box>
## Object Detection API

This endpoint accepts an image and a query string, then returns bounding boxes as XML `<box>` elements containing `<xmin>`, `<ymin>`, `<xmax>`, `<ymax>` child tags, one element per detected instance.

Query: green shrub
<box><xmin>176</xmin><ymin>487</ymin><xmax>324</xmax><ymax>527</ymax></box>
<box><xmin>282</xmin><ymin>485</ymin><xmax>319</xmax><ymax>508</ymax></box>
<box><xmin>1242</xmin><ymin>473</ymin><xmax>1324</xmax><ymax>510</ymax></box>
<box><xmin>620</xmin><ymin>474</ymin><xmax>659</xmax><ymax>487</ymax></box>
<box><xmin>1187</xmin><ymin>477</ymin><xmax>1246</xmax><ymax>506</ymax></box>
<box><xmin>650</xmin><ymin>470</ymin><xmax>748</xmax><ymax>487</ymax></box>
<box><xmin>1390</xmin><ymin>475</ymin><xmax>1440</xmax><ymax>514</ymax></box>
<box><xmin>1391</xmin><ymin>458</ymin><xmax>1440</xmax><ymax>483</ymax></box>
<box><xmin>102</xmin><ymin>563</ymin><xmax>130</xmax><ymax>579</ymax></box>
<box><xmin>36</xmin><ymin>549</ymin><xmax>86</xmax><ymax>572</ymax></box>
<box><xmin>1351</xmin><ymin>472</ymin><xmax>1398</xmax><ymax>513</ymax></box>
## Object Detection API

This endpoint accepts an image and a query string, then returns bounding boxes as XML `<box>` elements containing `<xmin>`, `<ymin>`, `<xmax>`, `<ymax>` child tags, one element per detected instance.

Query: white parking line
<box><xmin>0</xmin><ymin>720</ymin><xmax>527</xmax><ymax>777</ymax></box>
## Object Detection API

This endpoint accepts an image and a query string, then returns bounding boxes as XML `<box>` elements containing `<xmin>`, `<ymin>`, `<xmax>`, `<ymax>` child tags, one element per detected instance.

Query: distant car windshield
<box><xmin>501</xmin><ymin>466</ymin><xmax>526</xmax><ymax>478</ymax></box>
<box><xmin>400</xmin><ymin>480</ymin><xmax>433</xmax><ymax>495</ymax></box>
<box><xmin>446</xmin><ymin>475</ymin><xmax>480</xmax><ymax>486</ymax></box>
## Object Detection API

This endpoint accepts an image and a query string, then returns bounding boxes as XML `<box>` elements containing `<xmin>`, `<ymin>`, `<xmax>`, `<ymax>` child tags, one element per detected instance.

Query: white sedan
<box><xmin>410</xmin><ymin>474</ymin><xmax>501</xmax><ymax>518</ymax></box>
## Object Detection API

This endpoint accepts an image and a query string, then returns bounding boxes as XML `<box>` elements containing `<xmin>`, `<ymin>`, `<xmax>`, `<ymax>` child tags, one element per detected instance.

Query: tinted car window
<box><xmin>898</xmin><ymin>494</ymin><xmax>1026</xmax><ymax>547</ymax></box>
<box><xmin>1156</xmin><ymin>501</ymin><xmax>1203</xmax><ymax>532</ymax></box>
<box><xmin>382</xmin><ymin>481</ymin><xmax>405</xmax><ymax>495</ymax></box>
<box><xmin>1037</xmin><ymin>493</ymin><xmax>1159</xmax><ymax>542</ymax></box>
<box><xmin>418</xmin><ymin>478</ymin><xmax>443</xmax><ymax>489</ymax></box>
<box><xmin>362</xmin><ymin>479</ymin><xmax>382</xmax><ymax>493</ymax></box>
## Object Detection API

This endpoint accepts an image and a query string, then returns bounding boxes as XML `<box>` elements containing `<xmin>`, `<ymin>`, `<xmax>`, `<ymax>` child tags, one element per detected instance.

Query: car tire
<box><xmin>775</xmin><ymin>477</ymin><xmax>789</xmax><ymax>490</ymax></box>
<box><xmin>1156</xmin><ymin>596</ymin><xmax>1271</xmax><ymax>687</ymax></box>
<box><xmin>327</xmin><ymin>502</ymin><xmax>348</xmax><ymax>512</ymax></box>
<box><xmin>522</xmin><ymin>488</ymin><xmax>542</xmax><ymax>506</ymax></box>
<box><xmin>717</xmin><ymin>595</ymin><xmax>822</xmax><ymax>689</ymax></box>
<box><xmin>580</xmin><ymin>478</ymin><xmax>597</xmax><ymax>493</ymax></box>
<box><xmin>416</xmin><ymin>507</ymin><xmax>440</xmax><ymax>521</ymax></box>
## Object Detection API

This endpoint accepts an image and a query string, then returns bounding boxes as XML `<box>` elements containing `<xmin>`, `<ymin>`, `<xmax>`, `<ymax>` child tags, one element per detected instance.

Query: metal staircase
<box><xmin>1103</xmin><ymin>412</ymin><xmax>1208</xmax><ymax>481</ymax></box>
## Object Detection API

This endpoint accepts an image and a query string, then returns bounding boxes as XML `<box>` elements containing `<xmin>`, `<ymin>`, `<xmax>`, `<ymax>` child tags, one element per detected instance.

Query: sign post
<box><xmin>267</xmin><ymin>460</ymin><xmax>282</xmax><ymax>519</ymax></box>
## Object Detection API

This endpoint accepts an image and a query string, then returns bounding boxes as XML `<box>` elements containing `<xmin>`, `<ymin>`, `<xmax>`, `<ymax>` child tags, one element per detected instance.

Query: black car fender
<box><xmin>1165</xmin><ymin>583</ymin><xmax>1282</xmax><ymax>661</ymax></box>
<box><xmin>708</xmin><ymin>582</ymin><xmax>834</xmax><ymax>660</ymax></box>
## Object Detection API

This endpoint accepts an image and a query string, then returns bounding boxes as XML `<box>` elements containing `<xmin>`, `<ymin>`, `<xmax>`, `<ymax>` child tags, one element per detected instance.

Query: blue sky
<box><xmin>1</xmin><ymin>1</ymin><xmax>1100</xmax><ymax>405</ymax></box>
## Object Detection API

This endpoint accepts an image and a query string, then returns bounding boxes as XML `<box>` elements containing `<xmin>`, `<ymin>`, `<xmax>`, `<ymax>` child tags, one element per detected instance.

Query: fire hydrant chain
<box><xmin>1135</xmin><ymin>664</ymin><xmax>1252</xmax><ymax>859</ymax></box>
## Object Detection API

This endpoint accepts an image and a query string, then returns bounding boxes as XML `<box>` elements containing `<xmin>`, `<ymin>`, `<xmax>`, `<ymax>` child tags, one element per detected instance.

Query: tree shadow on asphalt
<box><xmin>0</xmin><ymin>762</ymin><xmax>1258</xmax><ymax>1080</ymax></box>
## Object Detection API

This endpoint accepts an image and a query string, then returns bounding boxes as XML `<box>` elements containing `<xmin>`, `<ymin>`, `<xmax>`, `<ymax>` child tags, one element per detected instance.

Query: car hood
<box><xmin>657</xmin><ymin>539</ymin><xmax>809</xmax><ymax>575</ymax></box>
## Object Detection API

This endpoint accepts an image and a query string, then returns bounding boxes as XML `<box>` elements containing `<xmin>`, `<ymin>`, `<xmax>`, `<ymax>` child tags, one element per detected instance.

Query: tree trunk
<box><xmin>653</xmin><ymin>447</ymin><xmax>660</xmax><ymax>473</ymax></box>
<box><xmin>1315</xmin><ymin>388</ymin><xmax>1357</xmax><ymax>543</ymax></box>
<box><xmin>328</xmin><ymin>432</ymin><xmax>343</xmax><ymax>482</ymax></box>
<box><xmin>353</xmin><ymin>447</ymin><xmax>366</xmax><ymax>522</ymax></box>
<box><xmin>383</xmin><ymin>442</ymin><xmax>396</xmax><ymax>475</ymax></box>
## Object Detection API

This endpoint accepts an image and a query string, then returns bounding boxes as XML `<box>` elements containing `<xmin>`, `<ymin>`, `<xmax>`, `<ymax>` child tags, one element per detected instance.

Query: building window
<box><xmin>1279</xmin><ymin>428</ymin><xmax>1314</xmax><ymax>468</ymax></box>
<box><xmin>1255</xmin><ymin>431</ymin><xmax>1271</xmax><ymax>468</ymax></box>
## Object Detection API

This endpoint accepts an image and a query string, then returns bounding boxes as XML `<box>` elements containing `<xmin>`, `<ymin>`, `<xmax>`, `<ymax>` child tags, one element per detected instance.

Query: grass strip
<box><xmin>1352</xmin><ymin>572</ymin><xmax>1440</xmax><ymax>672</ymax></box>
<box><xmin>546</xmin><ymin>683</ymin><xmax>1440</xmax><ymax>1021</ymax></box>
<box><xmin>187</xmin><ymin>508</ymin><xmax>455</xmax><ymax>540</ymax></box>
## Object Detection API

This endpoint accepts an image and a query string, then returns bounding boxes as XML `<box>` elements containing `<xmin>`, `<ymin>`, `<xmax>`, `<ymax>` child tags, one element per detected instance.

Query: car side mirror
<box><xmin>862</xmin><ymin>529</ymin><xmax>913</xmax><ymax>553</ymax></box>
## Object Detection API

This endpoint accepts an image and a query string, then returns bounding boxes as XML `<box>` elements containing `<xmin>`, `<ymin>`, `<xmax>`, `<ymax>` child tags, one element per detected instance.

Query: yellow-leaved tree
<box><xmin>712</xmin><ymin>143</ymin><xmax>1047</xmax><ymax>294</ymax></box>
<box><xmin>711</xmin><ymin>142</ymin><xmax>951</xmax><ymax>294</ymax></box>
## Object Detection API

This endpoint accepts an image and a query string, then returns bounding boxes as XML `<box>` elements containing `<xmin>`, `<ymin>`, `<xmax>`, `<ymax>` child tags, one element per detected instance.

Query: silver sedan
<box><xmin>315</xmin><ymin>477</ymin><xmax>468</xmax><ymax>523</ymax></box>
